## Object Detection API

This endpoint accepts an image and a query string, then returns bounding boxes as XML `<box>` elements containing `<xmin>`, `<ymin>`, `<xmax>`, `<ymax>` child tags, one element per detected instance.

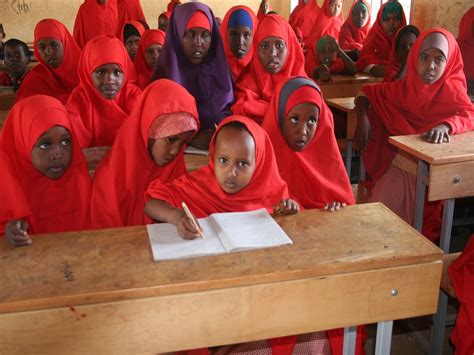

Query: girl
<box><xmin>152</xmin><ymin>2</ymin><xmax>233</xmax><ymax>149</ymax></box>
<box><xmin>16</xmin><ymin>19</ymin><xmax>81</xmax><ymax>104</ymax></box>
<box><xmin>91</xmin><ymin>79</ymin><xmax>199</xmax><ymax>228</ymax></box>
<box><xmin>354</xmin><ymin>29</ymin><xmax>474</xmax><ymax>241</ymax></box>
<box><xmin>73</xmin><ymin>0</ymin><xmax>119</xmax><ymax>49</ymax></box>
<box><xmin>221</xmin><ymin>5</ymin><xmax>257</xmax><ymax>83</ymax></box>
<box><xmin>262</xmin><ymin>76</ymin><xmax>355</xmax><ymax>210</ymax></box>
<box><xmin>66</xmin><ymin>35</ymin><xmax>141</xmax><ymax>148</ymax></box>
<box><xmin>122</xmin><ymin>20</ymin><xmax>146</xmax><ymax>61</ymax></box>
<box><xmin>338</xmin><ymin>0</ymin><xmax>371</xmax><ymax>54</ymax></box>
<box><xmin>1</xmin><ymin>95</ymin><xmax>92</xmax><ymax>246</ymax></box>
<box><xmin>158</xmin><ymin>11</ymin><xmax>171</xmax><ymax>31</ymax></box>
<box><xmin>457</xmin><ymin>6</ymin><xmax>473</xmax><ymax>96</ymax></box>
<box><xmin>135</xmin><ymin>29</ymin><xmax>166</xmax><ymax>89</ymax></box>
<box><xmin>306</xmin><ymin>0</ymin><xmax>344</xmax><ymax>51</ymax></box>
<box><xmin>289</xmin><ymin>0</ymin><xmax>321</xmax><ymax>45</ymax></box>
<box><xmin>232</xmin><ymin>14</ymin><xmax>307</xmax><ymax>124</ymax></box>
<box><xmin>357</xmin><ymin>1</ymin><xmax>406</xmax><ymax>77</ymax></box>
<box><xmin>383</xmin><ymin>25</ymin><xmax>420</xmax><ymax>82</ymax></box>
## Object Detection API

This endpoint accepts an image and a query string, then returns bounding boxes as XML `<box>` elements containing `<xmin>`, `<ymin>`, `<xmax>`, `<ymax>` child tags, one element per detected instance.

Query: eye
<box><xmin>289</xmin><ymin>116</ymin><xmax>299</xmax><ymax>124</ymax></box>
<box><xmin>39</xmin><ymin>142</ymin><xmax>50</xmax><ymax>149</ymax></box>
<box><xmin>238</xmin><ymin>161</ymin><xmax>249</xmax><ymax>167</ymax></box>
<box><xmin>419</xmin><ymin>54</ymin><xmax>428</xmax><ymax>62</ymax></box>
<box><xmin>435</xmin><ymin>57</ymin><xmax>445</xmax><ymax>65</ymax></box>
<box><xmin>166</xmin><ymin>136</ymin><xmax>178</xmax><ymax>144</ymax></box>
<box><xmin>244</xmin><ymin>33</ymin><xmax>252</xmax><ymax>40</ymax></box>
<box><xmin>184</xmin><ymin>30</ymin><xmax>194</xmax><ymax>38</ymax></box>
<box><xmin>95</xmin><ymin>69</ymin><xmax>105</xmax><ymax>75</ymax></box>
<box><xmin>202</xmin><ymin>31</ymin><xmax>211</xmax><ymax>38</ymax></box>
<box><xmin>51</xmin><ymin>41</ymin><xmax>59</xmax><ymax>49</ymax></box>
<box><xmin>260</xmin><ymin>43</ymin><xmax>268</xmax><ymax>50</ymax></box>
<box><xmin>218</xmin><ymin>157</ymin><xmax>228</xmax><ymax>165</ymax></box>
<box><xmin>308</xmin><ymin>117</ymin><xmax>317</xmax><ymax>125</ymax></box>
<box><xmin>113</xmin><ymin>68</ymin><xmax>123</xmax><ymax>75</ymax></box>
<box><xmin>61</xmin><ymin>138</ymin><xmax>71</xmax><ymax>146</ymax></box>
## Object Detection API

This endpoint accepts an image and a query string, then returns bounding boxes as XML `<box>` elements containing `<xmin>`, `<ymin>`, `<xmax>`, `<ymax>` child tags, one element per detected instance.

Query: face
<box><xmin>148</xmin><ymin>130</ymin><xmax>194</xmax><ymax>166</ymax></box>
<box><xmin>327</xmin><ymin>0</ymin><xmax>343</xmax><ymax>17</ymax></box>
<box><xmin>352</xmin><ymin>6</ymin><xmax>369</xmax><ymax>28</ymax></box>
<box><xmin>31</xmin><ymin>125</ymin><xmax>72</xmax><ymax>180</ymax></box>
<box><xmin>158</xmin><ymin>15</ymin><xmax>169</xmax><ymax>31</ymax></box>
<box><xmin>213</xmin><ymin>126</ymin><xmax>256</xmax><ymax>194</ymax></box>
<box><xmin>228</xmin><ymin>26</ymin><xmax>252</xmax><ymax>59</ymax></box>
<box><xmin>125</xmin><ymin>35</ymin><xmax>140</xmax><ymax>60</ymax></box>
<box><xmin>5</xmin><ymin>44</ymin><xmax>29</xmax><ymax>77</ymax></box>
<box><xmin>396</xmin><ymin>32</ymin><xmax>417</xmax><ymax>63</ymax></box>
<box><xmin>91</xmin><ymin>63</ymin><xmax>125</xmax><ymax>99</ymax></box>
<box><xmin>145</xmin><ymin>43</ymin><xmax>163</xmax><ymax>69</ymax></box>
<box><xmin>382</xmin><ymin>13</ymin><xmax>402</xmax><ymax>37</ymax></box>
<box><xmin>182</xmin><ymin>27</ymin><xmax>212</xmax><ymax>65</ymax></box>
<box><xmin>417</xmin><ymin>47</ymin><xmax>447</xmax><ymax>84</ymax></box>
<box><xmin>37</xmin><ymin>38</ymin><xmax>64</xmax><ymax>68</ymax></box>
<box><xmin>317</xmin><ymin>42</ymin><xmax>337</xmax><ymax>65</ymax></box>
<box><xmin>283</xmin><ymin>102</ymin><xmax>319</xmax><ymax>151</ymax></box>
<box><xmin>258</xmin><ymin>36</ymin><xmax>288</xmax><ymax>74</ymax></box>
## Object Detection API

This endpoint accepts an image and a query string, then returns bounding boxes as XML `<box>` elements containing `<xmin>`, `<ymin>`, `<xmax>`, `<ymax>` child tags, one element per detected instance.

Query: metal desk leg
<box><xmin>375</xmin><ymin>321</ymin><xmax>393</xmax><ymax>355</ymax></box>
<box><xmin>359</xmin><ymin>155</ymin><xmax>366</xmax><ymax>182</ymax></box>
<box><xmin>345</xmin><ymin>140</ymin><xmax>353</xmax><ymax>177</ymax></box>
<box><xmin>343</xmin><ymin>326</ymin><xmax>357</xmax><ymax>355</ymax></box>
<box><xmin>413</xmin><ymin>161</ymin><xmax>429</xmax><ymax>232</ymax></box>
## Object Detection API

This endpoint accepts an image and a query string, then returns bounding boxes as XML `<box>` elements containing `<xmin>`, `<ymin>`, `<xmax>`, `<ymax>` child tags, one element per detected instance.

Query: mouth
<box><xmin>223</xmin><ymin>180</ymin><xmax>237</xmax><ymax>190</ymax></box>
<box><xmin>295</xmin><ymin>138</ymin><xmax>308</xmax><ymax>150</ymax></box>
<box><xmin>47</xmin><ymin>58</ymin><xmax>59</xmax><ymax>66</ymax></box>
<box><xmin>48</xmin><ymin>164</ymin><xmax>65</xmax><ymax>175</ymax></box>
<box><xmin>192</xmin><ymin>50</ymin><xmax>204</xmax><ymax>59</ymax></box>
<box><xmin>423</xmin><ymin>73</ymin><xmax>436</xmax><ymax>82</ymax></box>
<box><xmin>101</xmin><ymin>86</ymin><xmax>118</xmax><ymax>96</ymax></box>
<box><xmin>237</xmin><ymin>48</ymin><xmax>247</xmax><ymax>56</ymax></box>
<box><xmin>267</xmin><ymin>61</ymin><xmax>280</xmax><ymax>70</ymax></box>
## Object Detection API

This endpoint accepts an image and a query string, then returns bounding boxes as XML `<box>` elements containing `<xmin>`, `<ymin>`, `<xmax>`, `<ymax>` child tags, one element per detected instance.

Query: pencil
<box><xmin>181</xmin><ymin>202</ymin><xmax>204</xmax><ymax>237</ymax></box>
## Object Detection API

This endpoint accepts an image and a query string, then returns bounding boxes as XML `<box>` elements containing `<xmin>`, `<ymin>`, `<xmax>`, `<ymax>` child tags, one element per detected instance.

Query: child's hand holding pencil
<box><xmin>176</xmin><ymin>202</ymin><xmax>204</xmax><ymax>240</ymax></box>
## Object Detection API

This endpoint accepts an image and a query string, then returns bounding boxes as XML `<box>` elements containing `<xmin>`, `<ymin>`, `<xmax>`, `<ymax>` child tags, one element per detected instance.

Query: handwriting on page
<box><xmin>10</xmin><ymin>0</ymin><xmax>32</xmax><ymax>14</ymax></box>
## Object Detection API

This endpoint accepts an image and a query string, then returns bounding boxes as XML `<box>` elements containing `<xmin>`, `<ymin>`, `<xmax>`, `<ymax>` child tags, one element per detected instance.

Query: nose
<box><xmin>103</xmin><ymin>72</ymin><xmax>114</xmax><ymax>84</ymax></box>
<box><xmin>50</xmin><ymin>144</ymin><xmax>63</xmax><ymax>160</ymax></box>
<box><xmin>227</xmin><ymin>165</ymin><xmax>238</xmax><ymax>177</ymax></box>
<box><xmin>270</xmin><ymin>45</ymin><xmax>277</xmax><ymax>57</ymax></box>
<box><xmin>429</xmin><ymin>59</ymin><xmax>435</xmax><ymax>69</ymax></box>
<box><xmin>169</xmin><ymin>143</ymin><xmax>180</xmax><ymax>157</ymax></box>
<box><xmin>296</xmin><ymin>123</ymin><xmax>307</xmax><ymax>136</ymax></box>
<box><xmin>193</xmin><ymin>35</ymin><xmax>202</xmax><ymax>46</ymax></box>
<box><xmin>44</xmin><ymin>45</ymin><xmax>53</xmax><ymax>56</ymax></box>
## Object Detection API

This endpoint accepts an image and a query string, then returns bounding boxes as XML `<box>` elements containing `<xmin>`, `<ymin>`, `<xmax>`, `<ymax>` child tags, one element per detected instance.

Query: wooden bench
<box><xmin>318</xmin><ymin>74</ymin><xmax>382</xmax><ymax>99</ymax></box>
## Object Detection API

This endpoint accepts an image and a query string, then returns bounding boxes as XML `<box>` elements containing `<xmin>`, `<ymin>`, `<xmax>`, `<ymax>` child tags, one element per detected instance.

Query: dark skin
<box><xmin>182</xmin><ymin>27</ymin><xmax>212</xmax><ymax>65</ymax></box>
<box><xmin>4</xmin><ymin>44</ymin><xmax>29</xmax><ymax>90</ymax></box>
<box><xmin>158</xmin><ymin>14</ymin><xmax>169</xmax><ymax>31</ymax></box>
<box><xmin>313</xmin><ymin>36</ymin><xmax>356</xmax><ymax>82</ymax></box>
<box><xmin>392</xmin><ymin>32</ymin><xmax>417</xmax><ymax>81</ymax></box>
<box><xmin>228</xmin><ymin>26</ymin><xmax>252</xmax><ymax>59</ymax></box>
<box><xmin>258</xmin><ymin>36</ymin><xmax>288</xmax><ymax>74</ymax></box>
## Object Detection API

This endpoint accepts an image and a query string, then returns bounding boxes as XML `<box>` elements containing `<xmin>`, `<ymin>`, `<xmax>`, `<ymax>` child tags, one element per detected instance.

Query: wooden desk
<box><xmin>319</xmin><ymin>74</ymin><xmax>382</xmax><ymax>99</ymax></box>
<box><xmin>0</xmin><ymin>203</ymin><xmax>442</xmax><ymax>354</ymax></box>
<box><xmin>389</xmin><ymin>131</ymin><xmax>474</xmax><ymax>355</ymax></box>
<box><xmin>184</xmin><ymin>153</ymin><xmax>209</xmax><ymax>171</ymax></box>
<box><xmin>0</xmin><ymin>91</ymin><xmax>16</xmax><ymax>110</ymax></box>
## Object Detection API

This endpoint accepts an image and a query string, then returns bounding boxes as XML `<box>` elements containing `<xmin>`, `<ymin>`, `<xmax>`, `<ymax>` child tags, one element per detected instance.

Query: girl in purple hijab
<box><xmin>152</xmin><ymin>2</ymin><xmax>234</xmax><ymax>149</ymax></box>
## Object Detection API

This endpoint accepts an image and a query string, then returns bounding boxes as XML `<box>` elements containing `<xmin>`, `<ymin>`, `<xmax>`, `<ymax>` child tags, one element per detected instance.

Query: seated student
<box><xmin>158</xmin><ymin>11</ymin><xmax>171</xmax><ymax>31</ymax></box>
<box><xmin>152</xmin><ymin>2</ymin><xmax>233</xmax><ymax>150</ymax></box>
<box><xmin>306</xmin><ymin>0</ymin><xmax>345</xmax><ymax>51</ymax></box>
<box><xmin>1</xmin><ymin>95</ymin><xmax>92</xmax><ymax>246</ymax></box>
<box><xmin>73</xmin><ymin>0</ymin><xmax>119</xmax><ymax>49</ymax></box>
<box><xmin>338</xmin><ymin>0</ymin><xmax>371</xmax><ymax>58</ymax></box>
<box><xmin>357</xmin><ymin>1</ymin><xmax>406</xmax><ymax>77</ymax></box>
<box><xmin>117</xmin><ymin>0</ymin><xmax>146</xmax><ymax>30</ymax></box>
<box><xmin>0</xmin><ymin>39</ymin><xmax>29</xmax><ymax>91</ymax></box>
<box><xmin>354</xmin><ymin>29</ymin><xmax>474</xmax><ymax>241</ymax></box>
<box><xmin>135</xmin><ymin>29</ymin><xmax>165</xmax><ymax>89</ymax></box>
<box><xmin>221</xmin><ymin>5</ymin><xmax>257</xmax><ymax>83</ymax></box>
<box><xmin>305</xmin><ymin>35</ymin><xmax>357</xmax><ymax>82</ymax></box>
<box><xmin>15</xmin><ymin>19</ymin><xmax>81</xmax><ymax>104</ymax></box>
<box><xmin>91</xmin><ymin>79</ymin><xmax>199</xmax><ymax>228</ymax></box>
<box><xmin>457</xmin><ymin>6</ymin><xmax>473</xmax><ymax>97</ymax></box>
<box><xmin>262</xmin><ymin>76</ymin><xmax>354</xmax><ymax>209</ymax></box>
<box><xmin>384</xmin><ymin>25</ymin><xmax>420</xmax><ymax>82</ymax></box>
<box><xmin>122</xmin><ymin>20</ymin><xmax>146</xmax><ymax>61</ymax></box>
<box><xmin>289</xmin><ymin>0</ymin><xmax>321</xmax><ymax>46</ymax></box>
<box><xmin>232</xmin><ymin>14</ymin><xmax>307</xmax><ymax>125</ymax></box>
<box><xmin>66</xmin><ymin>35</ymin><xmax>141</xmax><ymax>148</ymax></box>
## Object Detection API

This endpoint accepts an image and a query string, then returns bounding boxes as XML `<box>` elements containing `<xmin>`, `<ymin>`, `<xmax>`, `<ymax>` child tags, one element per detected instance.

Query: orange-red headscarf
<box><xmin>145</xmin><ymin>115</ymin><xmax>289</xmax><ymax>218</ymax></box>
<box><xmin>289</xmin><ymin>0</ymin><xmax>321</xmax><ymax>44</ymax></box>
<box><xmin>339</xmin><ymin>0</ymin><xmax>372</xmax><ymax>51</ymax></box>
<box><xmin>66</xmin><ymin>35</ymin><xmax>142</xmax><ymax>148</ymax></box>
<box><xmin>134</xmin><ymin>29</ymin><xmax>166</xmax><ymax>89</ymax></box>
<box><xmin>457</xmin><ymin>6</ymin><xmax>474</xmax><ymax>81</ymax></box>
<box><xmin>16</xmin><ymin>19</ymin><xmax>81</xmax><ymax>104</ymax></box>
<box><xmin>0</xmin><ymin>95</ymin><xmax>91</xmax><ymax>235</ymax></box>
<box><xmin>117</xmin><ymin>0</ymin><xmax>146</xmax><ymax>31</ymax></box>
<box><xmin>73</xmin><ymin>0</ymin><xmax>119</xmax><ymax>49</ymax></box>
<box><xmin>91</xmin><ymin>79</ymin><xmax>199</xmax><ymax>228</ymax></box>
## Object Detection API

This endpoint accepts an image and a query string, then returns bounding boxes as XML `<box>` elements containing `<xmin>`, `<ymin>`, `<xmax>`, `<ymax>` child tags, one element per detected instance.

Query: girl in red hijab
<box><xmin>91</xmin><ymin>79</ymin><xmax>199</xmax><ymax>228</ymax></box>
<box><xmin>457</xmin><ymin>6</ymin><xmax>474</xmax><ymax>96</ymax></box>
<box><xmin>117</xmin><ymin>0</ymin><xmax>146</xmax><ymax>31</ymax></box>
<box><xmin>306</xmin><ymin>0</ymin><xmax>345</xmax><ymax>51</ymax></box>
<box><xmin>122</xmin><ymin>20</ymin><xmax>146</xmax><ymax>61</ymax></box>
<box><xmin>357</xmin><ymin>1</ymin><xmax>406</xmax><ymax>76</ymax></box>
<box><xmin>232</xmin><ymin>14</ymin><xmax>307</xmax><ymax>124</ymax></box>
<box><xmin>289</xmin><ymin>0</ymin><xmax>321</xmax><ymax>45</ymax></box>
<box><xmin>1</xmin><ymin>95</ymin><xmax>92</xmax><ymax>245</ymax></box>
<box><xmin>15</xmin><ymin>19</ymin><xmax>81</xmax><ymax>104</ymax></box>
<box><xmin>158</xmin><ymin>11</ymin><xmax>171</xmax><ymax>31</ymax></box>
<box><xmin>73</xmin><ymin>0</ymin><xmax>119</xmax><ymax>49</ymax></box>
<box><xmin>338</xmin><ymin>0</ymin><xmax>371</xmax><ymax>53</ymax></box>
<box><xmin>66</xmin><ymin>35</ymin><xmax>142</xmax><ymax>148</ymax></box>
<box><xmin>221</xmin><ymin>5</ymin><xmax>258</xmax><ymax>83</ymax></box>
<box><xmin>354</xmin><ymin>29</ymin><xmax>474</xmax><ymax>241</ymax></box>
<box><xmin>135</xmin><ymin>29</ymin><xmax>165</xmax><ymax>89</ymax></box>
<box><xmin>262</xmin><ymin>76</ymin><xmax>354</xmax><ymax>210</ymax></box>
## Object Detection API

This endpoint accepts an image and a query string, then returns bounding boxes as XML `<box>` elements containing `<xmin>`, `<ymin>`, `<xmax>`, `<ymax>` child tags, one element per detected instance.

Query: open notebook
<box><xmin>147</xmin><ymin>208</ymin><xmax>292</xmax><ymax>261</ymax></box>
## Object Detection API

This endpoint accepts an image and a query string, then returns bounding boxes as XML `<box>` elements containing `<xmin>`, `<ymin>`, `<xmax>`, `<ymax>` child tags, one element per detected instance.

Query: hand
<box><xmin>175</xmin><ymin>211</ymin><xmax>202</xmax><ymax>240</ymax></box>
<box><xmin>324</xmin><ymin>201</ymin><xmax>347</xmax><ymax>212</ymax></box>
<box><xmin>421</xmin><ymin>124</ymin><xmax>450</xmax><ymax>144</ymax></box>
<box><xmin>326</xmin><ymin>36</ymin><xmax>341</xmax><ymax>53</ymax></box>
<box><xmin>317</xmin><ymin>65</ymin><xmax>332</xmax><ymax>83</ymax></box>
<box><xmin>188</xmin><ymin>129</ymin><xmax>214</xmax><ymax>150</ymax></box>
<box><xmin>370</xmin><ymin>65</ymin><xmax>385</xmax><ymax>77</ymax></box>
<box><xmin>273</xmin><ymin>199</ymin><xmax>300</xmax><ymax>215</ymax></box>
<box><xmin>354</xmin><ymin>112</ymin><xmax>373</xmax><ymax>152</ymax></box>
<box><xmin>5</xmin><ymin>219</ymin><xmax>31</xmax><ymax>246</ymax></box>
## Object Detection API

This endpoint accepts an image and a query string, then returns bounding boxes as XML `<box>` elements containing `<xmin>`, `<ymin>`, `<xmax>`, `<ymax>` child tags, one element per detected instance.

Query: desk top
<box><xmin>318</xmin><ymin>74</ymin><xmax>382</xmax><ymax>86</ymax></box>
<box><xmin>0</xmin><ymin>203</ymin><xmax>441</xmax><ymax>314</ymax></box>
<box><xmin>326</xmin><ymin>97</ymin><xmax>356</xmax><ymax>111</ymax></box>
<box><xmin>389</xmin><ymin>131</ymin><xmax>474</xmax><ymax>165</ymax></box>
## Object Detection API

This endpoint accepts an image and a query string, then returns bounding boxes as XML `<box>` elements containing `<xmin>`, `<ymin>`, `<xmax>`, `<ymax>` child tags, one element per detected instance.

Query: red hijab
<box><xmin>221</xmin><ymin>6</ymin><xmax>258</xmax><ymax>82</ymax></box>
<box><xmin>0</xmin><ymin>95</ymin><xmax>91</xmax><ymax>235</ymax></box>
<box><xmin>289</xmin><ymin>0</ymin><xmax>321</xmax><ymax>44</ymax></box>
<box><xmin>232</xmin><ymin>14</ymin><xmax>307</xmax><ymax>124</ymax></box>
<box><xmin>16</xmin><ymin>19</ymin><xmax>81</xmax><ymax>104</ymax></box>
<box><xmin>73</xmin><ymin>0</ymin><xmax>119</xmax><ymax>49</ymax></box>
<box><xmin>339</xmin><ymin>0</ymin><xmax>372</xmax><ymax>51</ymax></box>
<box><xmin>357</xmin><ymin>2</ymin><xmax>406</xmax><ymax>70</ymax></box>
<box><xmin>145</xmin><ymin>115</ymin><xmax>289</xmax><ymax>218</ymax></box>
<box><xmin>362</xmin><ymin>28</ymin><xmax>474</xmax><ymax>185</ymax></box>
<box><xmin>66</xmin><ymin>35</ymin><xmax>142</xmax><ymax>148</ymax></box>
<box><xmin>262</xmin><ymin>76</ymin><xmax>354</xmax><ymax>208</ymax></box>
<box><xmin>121</xmin><ymin>20</ymin><xmax>146</xmax><ymax>43</ymax></box>
<box><xmin>134</xmin><ymin>29</ymin><xmax>165</xmax><ymax>89</ymax></box>
<box><xmin>457</xmin><ymin>6</ymin><xmax>474</xmax><ymax>81</ymax></box>
<box><xmin>118</xmin><ymin>0</ymin><xmax>146</xmax><ymax>30</ymax></box>
<box><xmin>167</xmin><ymin>0</ymin><xmax>181</xmax><ymax>12</ymax></box>
<box><xmin>91</xmin><ymin>79</ymin><xmax>199</xmax><ymax>228</ymax></box>
<box><xmin>306</xmin><ymin>0</ymin><xmax>345</xmax><ymax>51</ymax></box>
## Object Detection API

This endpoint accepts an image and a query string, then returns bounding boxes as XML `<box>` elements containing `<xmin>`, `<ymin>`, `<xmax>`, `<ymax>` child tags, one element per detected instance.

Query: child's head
<box><xmin>327</xmin><ymin>0</ymin><xmax>343</xmax><ymax>17</ymax></box>
<box><xmin>145</xmin><ymin>43</ymin><xmax>163</xmax><ymax>69</ymax></box>
<box><xmin>158</xmin><ymin>13</ymin><xmax>170</xmax><ymax>31</ymax></box>
<box><xmin>37</xmin><ymin>38</ymin><xmax>64</xmax><ymax>68</ymax></box>
<box><xmin>182</xmin><ymin>10</ymin><xmax>212</xmax><ymax>65</ymax></box>
<box><xmin>258</xmin><ymin>35</ymin><xmax>288</xmax><ymax>73</ymax></box>
<box><xmin>316</xmin><ymin>36</ymin><xmax>337</xmax><ymax>66</ymax></box>
<box><xmin>124</xmin><ymin>24</ymin><xmax>142</xmax><ymax>60</ymax></box>
<box><xmin>352</xmin><ymin>2</ymin><xmax>369</xmax><ymax>29</ymax></box>
<box><xmin>140</xmin><ymin>30</ymin><xmax>165</xmax><ymax>69</ymax></box>
<box><xmin>227</xmin><ymin>9</ymin><xmax>254</xmax><ymax>59</ymax></box>
<box><xmin>92</xmin><ymin>63</ymin><xmax>125</xmax><ymax>99</ymax></box>
<box><xmin>213</xmin><ymin>121</ymin><xmax>256</xmax><ymax>194</ymax></box>
<box><xmin>381</xmin><ymin>2</ymin><xmax>403</xmax><ymax>37</ymax></box>
<box><xmin>395</xmin><ymin>25</ymin><xmax>420</xmax><ymax>63</ymax></box>
<box><xmin>416</xmin><ymin>31</ymin><xmax>448</xmax><ymax>84</ymax></box>
<box><xmin>4</xmin><ymin>39</ymin><xmax>29</xmax><ymax>77</ymax></box>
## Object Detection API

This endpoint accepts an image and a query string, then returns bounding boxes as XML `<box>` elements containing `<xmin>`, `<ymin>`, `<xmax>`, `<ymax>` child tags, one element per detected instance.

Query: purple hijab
<box><xmin>152</xmin><ymin>2</ymin><xmax>234</xmax><ymax>129</ymax></box>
